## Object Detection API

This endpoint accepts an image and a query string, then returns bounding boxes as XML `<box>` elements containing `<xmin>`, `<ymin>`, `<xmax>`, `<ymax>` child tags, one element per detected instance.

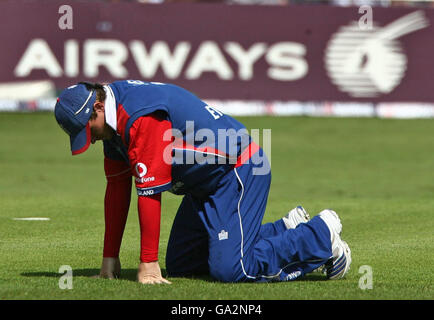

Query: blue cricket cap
<box><xmin>54</xmin><ymin>83</ymin><xmax>97</xmax><ymax>155</ymax></box>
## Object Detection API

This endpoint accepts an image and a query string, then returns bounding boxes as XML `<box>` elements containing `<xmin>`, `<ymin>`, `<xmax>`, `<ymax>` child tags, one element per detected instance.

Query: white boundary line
<box><xmin>12</xmin><ymin>217</ymin><xmax>50</xmax><ymax>221</ymax></box>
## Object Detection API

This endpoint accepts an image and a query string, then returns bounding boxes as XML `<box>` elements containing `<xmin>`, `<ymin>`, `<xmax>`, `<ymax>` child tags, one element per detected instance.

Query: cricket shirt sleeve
<box><xmin>102</xmin><ymin>156</ymin><xmax>132</xmax><ymax>258</ymax></box>
<box><xmin>138</xmin><ymin>193</ymin><xmax>161</xmax><ymax>262</ymax></box>
<box><xmin>127</xmin><ymin>112</ymin><xmax>172</xmax><ymax>196</ymax></box>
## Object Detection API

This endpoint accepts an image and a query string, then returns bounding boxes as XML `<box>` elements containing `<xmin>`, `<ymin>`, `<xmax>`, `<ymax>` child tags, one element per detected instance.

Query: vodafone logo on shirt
<box><xmin>135</xmin><ymin>162</ymin><xmax>147</xmax><ymax>177</ymax></box>
<box><xmin>134</xmin><ymin>162</ymin><xmax>155</xmax><ymax>184</ymax></box>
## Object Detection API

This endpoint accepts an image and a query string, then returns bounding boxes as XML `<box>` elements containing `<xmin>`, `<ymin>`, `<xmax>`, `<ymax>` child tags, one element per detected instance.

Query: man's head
<box><xmin>54</xmin><ymin>82</ymin><xmax>114</xmax><ymax>155</ymax></box>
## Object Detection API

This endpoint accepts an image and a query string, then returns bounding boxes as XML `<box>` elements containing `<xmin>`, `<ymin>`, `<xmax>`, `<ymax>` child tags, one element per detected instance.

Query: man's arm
<box><xmin>128</xmin><ymin>113</ymin><xmax>173</xmax><ymax>284</ymax></box>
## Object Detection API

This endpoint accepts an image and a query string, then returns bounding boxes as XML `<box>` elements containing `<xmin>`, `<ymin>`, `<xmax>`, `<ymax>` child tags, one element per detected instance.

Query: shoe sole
<box><xmin>319</xmin><ymin>209</ymin><xmax>342</xmax><ymax>236</ymax></box>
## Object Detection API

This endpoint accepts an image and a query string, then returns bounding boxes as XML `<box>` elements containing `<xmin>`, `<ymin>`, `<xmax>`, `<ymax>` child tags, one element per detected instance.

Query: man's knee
<box><xmin>166</xmin><ymin>246</ymin><xmax>209</xmax><ymax>277</ymax></box>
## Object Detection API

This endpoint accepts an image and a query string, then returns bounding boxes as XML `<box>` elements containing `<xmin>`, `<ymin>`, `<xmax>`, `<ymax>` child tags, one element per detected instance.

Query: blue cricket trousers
<box><xmin>166</xmin><ymin>150</ymin><xmax>333</xmax><ymax>282</ymax></box>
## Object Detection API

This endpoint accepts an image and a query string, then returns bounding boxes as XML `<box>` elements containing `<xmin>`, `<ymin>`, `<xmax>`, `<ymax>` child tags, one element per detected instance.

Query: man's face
<box><xmin>88</xmin><ymin>103</ymin><xmax>114</xmax><ymax>143</ymax></box>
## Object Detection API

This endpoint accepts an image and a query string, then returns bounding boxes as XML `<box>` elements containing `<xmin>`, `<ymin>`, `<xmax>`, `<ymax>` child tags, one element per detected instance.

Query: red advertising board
<box><xmin>0</xmin><ymin>1</ymin><xmax>433</xmax><ymax>102</ymax></box>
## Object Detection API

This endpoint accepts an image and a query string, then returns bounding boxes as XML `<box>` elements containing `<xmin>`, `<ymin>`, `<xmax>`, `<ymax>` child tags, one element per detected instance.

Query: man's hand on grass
<box><xmin>92</xmin><ymin>257</ymin><xmax>121</xmax><ymax>279</ymax></box>
<box><xmin>137</xmin><ymin>261</ymin><xmax>171</xmax><ymax>285</ymax></box>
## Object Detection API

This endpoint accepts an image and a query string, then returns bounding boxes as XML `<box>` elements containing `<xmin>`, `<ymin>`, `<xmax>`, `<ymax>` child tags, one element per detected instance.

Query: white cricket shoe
<box><xmin>318</xmin><ymin>209</ymin><xmax>352</xmax><ymax>280</ymax></box>
<box><xmin>282</xmin><ymin>206</ymin><xmax>310</xmax><ymax>229</ymax></box>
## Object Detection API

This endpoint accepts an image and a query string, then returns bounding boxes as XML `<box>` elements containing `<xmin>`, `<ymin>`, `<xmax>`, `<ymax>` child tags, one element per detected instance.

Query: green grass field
<box><xmin>0</xmin><ymin>112</ymin><xmax>433</xmax><ymax>300</ymax></box>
